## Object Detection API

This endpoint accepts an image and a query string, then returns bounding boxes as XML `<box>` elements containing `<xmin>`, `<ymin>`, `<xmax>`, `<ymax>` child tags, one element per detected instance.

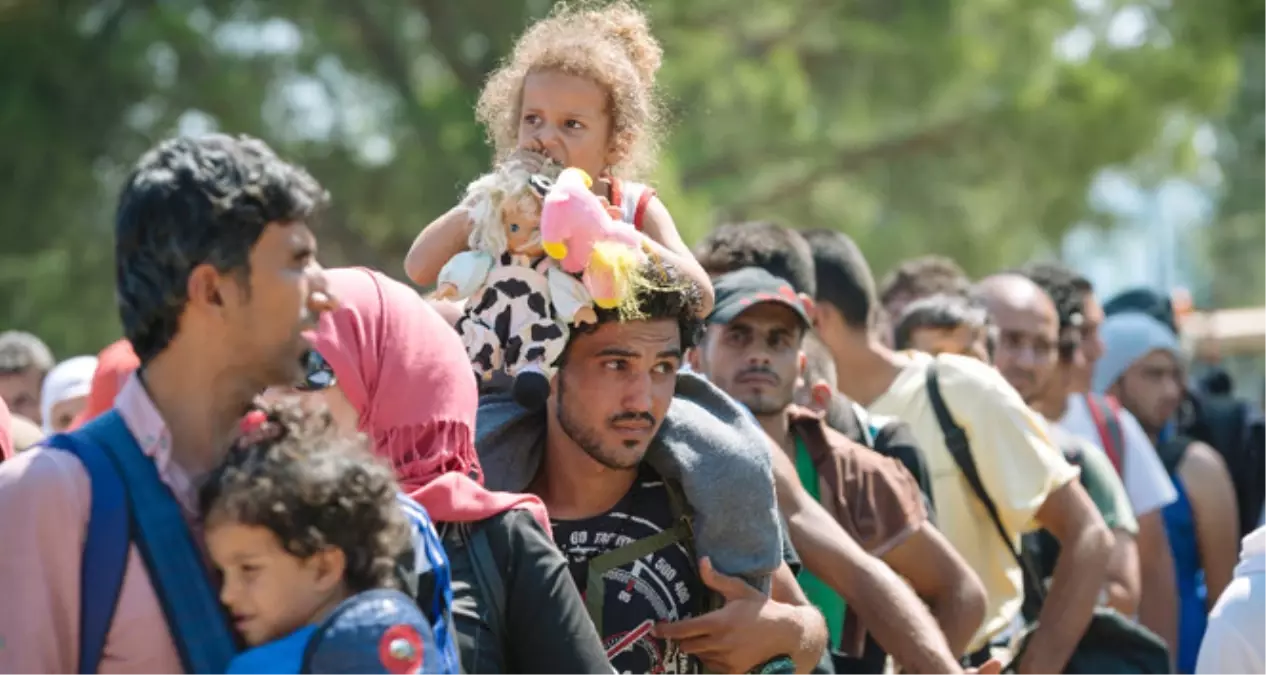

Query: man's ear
<box><xmin>187</xmin><ymin>263</ymin><xmax>226</xmax><ymax>313</ymax></box>
<box><xmin>798</xmin><ymin>350</ymin><xmax>807</xmax><ymax>378</ymax></box>
<box><xmin>686</xmin><ymin>346</ymin><xmax>703</xmax><ymax>373</ymax></box>
<box><xmin>813</xmin><ymin>300</ymin><xmax>837</xmax><ymax>334</ymax></box>
<box><xmin>810</xmin><ymin>382</ymin><xmax>834</xmax><ymax>412</ymax></box>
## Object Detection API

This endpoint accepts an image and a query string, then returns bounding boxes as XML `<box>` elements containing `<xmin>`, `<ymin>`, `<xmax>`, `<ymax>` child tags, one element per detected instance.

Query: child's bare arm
<box><xmin>404</xmin><ymin>206</ymin><xmax>471</xmax><ymax>287</ymax></box>
<box><xmin>638</xmin><ymin>197</ymin><xmax>716</xmax><ymax>317</ymax></box>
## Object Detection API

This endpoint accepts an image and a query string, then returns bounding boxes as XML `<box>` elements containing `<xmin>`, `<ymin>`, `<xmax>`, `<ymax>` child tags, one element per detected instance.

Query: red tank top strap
<box><xmin>632</xmin><ymin>188</ymin><xmax>655</xmax><ymax>231</ymax></box>
<box><xmin>608</xmin><ymin>176</ymin><xmax>623</xmax><ymax>209</ymax></box>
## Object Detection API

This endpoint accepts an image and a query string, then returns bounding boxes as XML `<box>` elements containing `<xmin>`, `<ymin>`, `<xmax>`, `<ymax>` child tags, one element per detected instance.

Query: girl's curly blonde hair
<box><xmin>476</xmin><ymin>1</ymin><xmax>665</xmax><ymax>180</ymax></box>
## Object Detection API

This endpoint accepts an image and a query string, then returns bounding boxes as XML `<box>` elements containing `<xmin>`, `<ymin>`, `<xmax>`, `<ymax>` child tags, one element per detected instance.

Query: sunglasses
<box><xmin>296</xmin><ymin>349</ymin><xmax>337</xmax><ymax>392</ymax></box>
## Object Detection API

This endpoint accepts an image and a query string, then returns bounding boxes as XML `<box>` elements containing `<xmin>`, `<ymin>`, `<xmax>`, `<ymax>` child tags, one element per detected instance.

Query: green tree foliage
<box><xmin>0</xmin><ymin>0</ymin><xmax>1257</xmax><ymax>356</ymax></box>
<box><xmin>1205</xmin><ymin>31</ymin><xmax>1265</xmax><ymax>308</ymax></box>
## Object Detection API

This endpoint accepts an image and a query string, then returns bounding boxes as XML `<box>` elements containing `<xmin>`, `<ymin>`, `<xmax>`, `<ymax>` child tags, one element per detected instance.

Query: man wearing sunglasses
<box><xmin>975</xmin><ymin>274</ymin><xmax>1142</xmax><ymax>619</ymax></box>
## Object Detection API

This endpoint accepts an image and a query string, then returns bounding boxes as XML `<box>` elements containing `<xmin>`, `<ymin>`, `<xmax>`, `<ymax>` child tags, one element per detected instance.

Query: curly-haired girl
<box><xmin>201</xmin><ymin>403</ymin><xmax>452</xmax><ymax>674</ymax></box>
<box><xmin>405</xmin><ymin>0</ymin><xmax>715</xmax><ymax>316</ymax></box>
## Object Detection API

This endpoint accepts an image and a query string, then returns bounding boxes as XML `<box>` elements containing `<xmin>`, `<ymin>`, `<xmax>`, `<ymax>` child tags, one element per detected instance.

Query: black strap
<box><xmin>925</xmin><ymin>365</ymin><xmax>1047</xmax><ymax>604</ymax></box>
<box><xmin>465</xmin><ymin>523</ymin><xmax>507</xmax><ymax>652</ymax></box>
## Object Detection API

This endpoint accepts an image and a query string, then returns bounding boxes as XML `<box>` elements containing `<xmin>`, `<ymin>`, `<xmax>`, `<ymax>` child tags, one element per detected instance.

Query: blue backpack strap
<box><xmin>43</xmin><ymin>428</ymin><xmax>131</xmax><ymax>675</ymax></box>
<box><xmin>76</xmin><ymin>411</ymin><xmax>237</xmax><ymax>674</ymax></box>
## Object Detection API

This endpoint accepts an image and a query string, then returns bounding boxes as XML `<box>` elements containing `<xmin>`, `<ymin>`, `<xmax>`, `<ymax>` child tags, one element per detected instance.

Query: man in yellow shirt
<box><xmin>800</xmin><ymin>230</ymin><xmax>1113</xmax><ymax>674</ymax></box>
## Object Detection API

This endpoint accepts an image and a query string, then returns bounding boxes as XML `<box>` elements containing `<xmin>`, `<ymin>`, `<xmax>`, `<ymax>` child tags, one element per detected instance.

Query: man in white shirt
<box><xmin>1195</xmin><ymin>525</ymin><xmax>1265</xmax><ymax>674</ymax></box>
<box><xmin>1020</xmin><ymin>263</ymin><xmax>1180</xmax><ymax>657</ymax></box>
<box><xmin>1061</xmin><ymin>397</ymin><xmax>1177</xmax><ymax>517</ymax></box>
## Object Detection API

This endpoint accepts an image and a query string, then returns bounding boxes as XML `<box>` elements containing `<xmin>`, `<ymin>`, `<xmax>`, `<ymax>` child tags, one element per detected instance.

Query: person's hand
<box><xmin>965</xmin><ymin>658</ymin><xmax>1003</xmax><ymax>674</ymax></box>
<box><xmin>572</xmin><ymin>306</ymin><xmax>598</xmax><ymax>326</ymax></box>
<box><xmin>432</xmin><ymin>282</ymin><xmax>459</xmax><ymax>301</ymax></box>
<box><xmin>595</xmin><ymin>195</ymin><xmax>623</xmax><ymax>220</ymax></box>
<box><xmin>653</xmin><ymin>557</ymin><xmax>793</xmax><ymax>674</ymax></box>
<box><xmin>507</xmin><ymin>147</ymin><xmax>551</xmax><ymax>174</ymax></box>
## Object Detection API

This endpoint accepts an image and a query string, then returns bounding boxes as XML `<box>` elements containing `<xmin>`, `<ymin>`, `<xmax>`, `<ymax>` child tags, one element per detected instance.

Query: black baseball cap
<box><xmin>709</xmin><ymin>268</ymin><xmax>812</xmax><ymax>327</ymax></box>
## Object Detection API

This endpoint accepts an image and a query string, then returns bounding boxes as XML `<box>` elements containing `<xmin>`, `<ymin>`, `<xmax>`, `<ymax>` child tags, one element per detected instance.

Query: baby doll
<box><xmin>434</xmin><ymin>160</ymin><xmax>597</xmax><ymax>408</ymax></box>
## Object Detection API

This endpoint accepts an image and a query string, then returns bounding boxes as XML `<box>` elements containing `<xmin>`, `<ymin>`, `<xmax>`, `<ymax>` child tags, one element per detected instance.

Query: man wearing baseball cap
<box><xmin>691</xmin><ymin>267</ymin><xmax>987</xmax><ymax>670</ymax></box>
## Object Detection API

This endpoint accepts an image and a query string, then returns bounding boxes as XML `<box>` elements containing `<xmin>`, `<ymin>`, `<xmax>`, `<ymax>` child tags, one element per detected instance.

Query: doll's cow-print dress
<box><xmin>457</xmin><ymin>252</ymin><xmax>568</xmax><ymax>379</ymax></box>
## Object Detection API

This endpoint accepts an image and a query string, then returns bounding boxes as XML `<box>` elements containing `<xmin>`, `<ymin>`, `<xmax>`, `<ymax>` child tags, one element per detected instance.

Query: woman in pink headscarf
<box><xmin>294</xmin><ymin>267</ymin><xmax>608</xmax><ymax>674</ymax></box>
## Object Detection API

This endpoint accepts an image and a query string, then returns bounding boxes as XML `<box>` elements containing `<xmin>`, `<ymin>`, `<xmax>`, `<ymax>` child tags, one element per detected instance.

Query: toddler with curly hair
<box><xmin>202</xmin><ymin>403</ymin><xmax>452</xmax><ymax>674</ymax></box>
<box><xmin>405</xmin><ymin>0</ymin><xmax>714</xmax><ymax>317</ymax></box>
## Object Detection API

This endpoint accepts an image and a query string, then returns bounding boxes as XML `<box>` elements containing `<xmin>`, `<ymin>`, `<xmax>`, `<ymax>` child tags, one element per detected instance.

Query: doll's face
<box><xmin>502</xmin><ymin>199</ymin><xmax>543</xmax><ymax>256</ymax></box>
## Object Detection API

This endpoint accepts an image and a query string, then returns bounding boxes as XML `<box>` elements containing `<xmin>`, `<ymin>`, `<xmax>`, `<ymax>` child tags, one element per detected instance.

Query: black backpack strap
<box><xmin>1154</xmin><ymin>435</ymin><xmax>1191</xmax><ymax>476</ymax></box>
<box><xmin>925</xmin><ymin>365</ymin><xmax>1046</xmax><ymax>603</ymax></box>
<box><xmin>464</xmin><ymin>522</ymin><xmax>508</xmax><ymax>653</ymax></box>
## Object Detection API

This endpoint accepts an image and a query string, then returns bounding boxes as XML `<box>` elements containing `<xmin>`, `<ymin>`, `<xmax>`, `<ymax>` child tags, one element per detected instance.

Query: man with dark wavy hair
<box><xmin>477</xmin><ymin>260</ymin><xmax>971</xmax><ymax>674</ymax></box>
<box><xmin>0</xmin><ymin>135</ymin><xmax>337</xmax><ymax>673</ymax></box>
<box><xmin>476</xmin><ymin>262</ymin><xmax>831</xmax><ymax>675</ymax></box>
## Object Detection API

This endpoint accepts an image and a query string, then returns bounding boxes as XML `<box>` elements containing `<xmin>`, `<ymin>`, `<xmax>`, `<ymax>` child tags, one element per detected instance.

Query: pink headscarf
<box><xmin>0</xmin><ymin>397</ymin><xmax>13</xmax><ymax>462</ymax></box>
<box><xmin>309</xmin><ymin>267</ymin><xmax>550</xmax><ymax>533</ymax></box>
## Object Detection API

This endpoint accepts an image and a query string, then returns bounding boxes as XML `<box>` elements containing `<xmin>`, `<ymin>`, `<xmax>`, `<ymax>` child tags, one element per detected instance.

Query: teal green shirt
<box><xmin>793</xmin><ymin>439</ymin><xmax>847</xmax><ymax>648</ymax></box>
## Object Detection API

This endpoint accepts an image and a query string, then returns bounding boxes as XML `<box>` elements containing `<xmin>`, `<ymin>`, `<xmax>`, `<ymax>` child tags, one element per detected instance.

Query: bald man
<box><xmin>975</xmin><ymin>275</ymin><xmax>1063</xmax><ymax>417</ymax></box>
<box><xmin>976</xmin><ymin>274</ymin><xmax>1144</xmax><ymax>620</ymax></box>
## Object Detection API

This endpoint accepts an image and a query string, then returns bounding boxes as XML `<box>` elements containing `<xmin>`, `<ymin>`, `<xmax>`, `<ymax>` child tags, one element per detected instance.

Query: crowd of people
<box><xmin>1</xmin><ymin>2</ymin><xmax>1263</xmax><ymax>674</ymax></box>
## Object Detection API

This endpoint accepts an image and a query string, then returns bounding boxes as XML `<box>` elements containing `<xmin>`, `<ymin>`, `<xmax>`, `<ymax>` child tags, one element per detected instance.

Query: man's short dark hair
<box><xmin>115</xmin><ymin>134</ymin><xmax>329</xmax><ymax>363</ymax></box>
<box><xmin>1017</xmin><ymin>262</ymin><xmax>1092</xmax><ymax>332</ymax></box>
<box><xmin>571</xmin><ymin>260</ymin><xmax>705</xmax><ymax>351</ymax></box>
<box><xmin>693</xmin><ymin>221</ymin><xmax>816</xmax><ymax>296</ymax></box>
<box><xmin>878</xmin><ymin>255</ymin><xmax>971</xmax><ymax>308</ymax></box>
<box><xmin>0</xmin><ymin>331</ymin><xmax>54</xmax><ymax>375</ymax></box>
<box><xmin>892</xmin><ymin>294</ymin><xmax>989</xmax><ymax>351</ymax></box>
<box><xmin>801</xmin><ymin>229</ymin><xmax>877</xmax><ymax>329</ymax></box>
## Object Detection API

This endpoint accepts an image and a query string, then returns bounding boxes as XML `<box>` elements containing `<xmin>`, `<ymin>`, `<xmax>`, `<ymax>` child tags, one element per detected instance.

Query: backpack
<box><xmin>835</xmin><ymin>400</ymin><xmax>938</xmax><ymax>527</ymax></box>
<box><xmin>43</xmin><ymin>411</ymin><xmax>237</xmax><ymax>675</ymax></box>
<box><xmin>1083</xmin><ymin>394</ymin><xmax>1126</xmax><ymax>476</ymax></box>
<box><xmin>447</xmin><ymin>480</ymin><xmax>794</xmax><ymax>675</ymax></box>
<box><xmin>1182</xmin><ymin>392</ymin><xmax>1266</xmax><ymax>540</ymax></box>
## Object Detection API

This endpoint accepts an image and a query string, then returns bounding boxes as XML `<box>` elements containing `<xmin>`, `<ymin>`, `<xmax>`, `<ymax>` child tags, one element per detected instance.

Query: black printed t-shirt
<box><xmin>551</xmin><ymin>466</ymin><xmax>704</xmax><ymax>674</ymax></box>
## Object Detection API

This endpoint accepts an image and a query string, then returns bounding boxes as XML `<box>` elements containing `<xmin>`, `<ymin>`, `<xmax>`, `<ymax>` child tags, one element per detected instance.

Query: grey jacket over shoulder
<box><xmin>474</xmin><ymin>371</ymin><xmax>783</xmax><ymax>593</ymax></box>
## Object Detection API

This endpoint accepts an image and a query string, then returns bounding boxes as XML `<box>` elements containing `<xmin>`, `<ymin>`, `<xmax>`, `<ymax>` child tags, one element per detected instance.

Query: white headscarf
<box><xmin>40</xmin><ymin>355</ymin><xmax>98</xmax><ymax>434</ymax></box>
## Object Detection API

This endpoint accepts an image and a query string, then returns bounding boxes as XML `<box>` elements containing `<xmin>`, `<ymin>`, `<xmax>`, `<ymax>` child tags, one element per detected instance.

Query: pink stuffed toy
<box><xmin>540</xmin><ymin>168</ymin><xmax>649</xmax><ymax>313</ymax></box>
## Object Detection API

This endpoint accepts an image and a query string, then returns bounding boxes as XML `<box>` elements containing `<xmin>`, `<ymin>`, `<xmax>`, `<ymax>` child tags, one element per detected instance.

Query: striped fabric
<box><xmin>396</xmin><ymin>493</ymin><xmax>461</xmax><ymax>673</ymax></box>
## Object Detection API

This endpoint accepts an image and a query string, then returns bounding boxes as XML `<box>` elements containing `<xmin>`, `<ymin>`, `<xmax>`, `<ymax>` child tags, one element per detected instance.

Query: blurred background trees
<box><xmin>0</xmin><ymin>0</ymin><xmax>1261</xmax><ymax>354</ymax></box>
